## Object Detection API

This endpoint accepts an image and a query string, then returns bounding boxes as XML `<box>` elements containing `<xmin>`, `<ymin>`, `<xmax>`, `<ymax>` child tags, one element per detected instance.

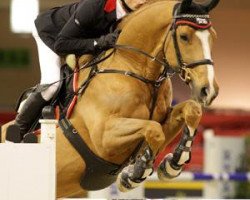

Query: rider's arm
<box><xmin>54</xmin><ymin>0</ymin><xmax>100</xmax><ymax>56</ymax></box>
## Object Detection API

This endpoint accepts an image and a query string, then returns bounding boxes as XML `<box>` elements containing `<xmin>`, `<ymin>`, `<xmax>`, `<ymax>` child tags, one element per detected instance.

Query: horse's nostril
<box><xmin>201</xmin><ymin>87</ymin><xmax>209</xmax><ymax>97</ymax></box>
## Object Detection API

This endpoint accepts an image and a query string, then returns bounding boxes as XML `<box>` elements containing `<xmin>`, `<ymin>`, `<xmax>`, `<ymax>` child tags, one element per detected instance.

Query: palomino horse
<box><xmin>1</xmin><ymin>0</ymin><xmax>220</xmax><ymax>197</ymax></box>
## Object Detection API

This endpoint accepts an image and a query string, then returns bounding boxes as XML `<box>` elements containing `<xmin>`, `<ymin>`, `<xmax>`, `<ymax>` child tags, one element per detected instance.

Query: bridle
<box><xmin>169</xmin><ymin>12</ymin><xmax>214</xmax><ymax>82</ymax></box>
<box><xmin>55</xmin><ymin>4</ymin><xmax>217</xmax><ymax>171</ymax></box>
<box><xmin>111</xmin><ymin>11</ymin><xmax>214</xmax><ymax>85</ymax></box>
<box><xmin>62</xmin><ymin>7</ymin><xmax>216</xmax><ymax>120</ymax></box>
<box><xmin>171</xmin><ymin>16</ymin><xmax>214</xmax><ymax>68</ymax></box>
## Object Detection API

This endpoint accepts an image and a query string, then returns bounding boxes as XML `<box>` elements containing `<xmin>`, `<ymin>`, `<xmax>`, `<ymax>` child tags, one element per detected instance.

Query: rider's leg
<box><xmin>15</xmin><ymin>91</ymin><xmax>48</xmax><ymax>137</ymax></box>
<box><xmin>14</xmin><ymin>24</ymin><xmax>61</xmax><ymax>138</ymax></box>
<box><xmin>34</xmin><ymin>23</ymin><xmax>61</xmax><ymax>102</ymax></box>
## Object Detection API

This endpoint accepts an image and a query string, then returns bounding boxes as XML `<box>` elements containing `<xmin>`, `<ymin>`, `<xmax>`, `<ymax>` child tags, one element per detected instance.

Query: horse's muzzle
<box><xmin>198</xmin><ymin>85</ymin><xmax>219</xmax><ymax>107</ymax></box>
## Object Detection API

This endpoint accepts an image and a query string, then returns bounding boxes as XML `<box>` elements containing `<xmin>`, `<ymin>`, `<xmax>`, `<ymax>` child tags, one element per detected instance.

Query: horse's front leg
<box><xmin>117</xmin><ymin>144</ymin><xmax>155</xmax><ymax>192</ymax></box>
<box><xmin>101</xmin><ymin>117</ymin><xmax>165</xmax><ymax>191</ymax></box>
<box><xmin>157</xmin><ymin>100</ymin><xmax>202</xmax><ymax>180</ymax></box>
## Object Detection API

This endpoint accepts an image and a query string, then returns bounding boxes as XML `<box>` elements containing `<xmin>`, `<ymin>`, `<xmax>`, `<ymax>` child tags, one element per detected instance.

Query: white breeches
<box><xmin>32</xmin><ymin>24</ymin><xmax>61</xmax><ymax>101</ymax></box>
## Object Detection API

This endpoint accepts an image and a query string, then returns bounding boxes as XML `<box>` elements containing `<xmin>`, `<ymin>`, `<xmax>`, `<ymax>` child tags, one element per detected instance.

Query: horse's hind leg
<box><xmin>157</xmin><ymin>100</ymin><xmax>202</xmax><ymax>180</ymax></box>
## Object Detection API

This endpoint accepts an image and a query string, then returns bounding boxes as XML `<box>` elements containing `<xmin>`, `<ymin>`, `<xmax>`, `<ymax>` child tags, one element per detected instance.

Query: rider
<box><xmin>14</xmin><ymin>0</ymin><xmax>148</xmax><ymax>139</ymax></box>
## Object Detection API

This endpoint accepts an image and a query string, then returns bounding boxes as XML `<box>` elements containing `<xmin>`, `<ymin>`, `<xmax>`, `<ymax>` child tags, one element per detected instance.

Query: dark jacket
<box><xmin>35</xmin><ymin>0</ymin><xmax>117</xmax><ymax>55</ymax></box>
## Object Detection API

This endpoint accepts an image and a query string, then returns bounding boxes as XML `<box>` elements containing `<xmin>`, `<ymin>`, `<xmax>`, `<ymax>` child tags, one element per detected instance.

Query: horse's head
<box><xmin>165</xmin><ymin>0</ymin><xmax>220</xmax><ymax>107</ymax></box>
<box><xmin>115</xmin><ymin>0</ymin><xmax>220</xmax><ymax>107</ymax></box>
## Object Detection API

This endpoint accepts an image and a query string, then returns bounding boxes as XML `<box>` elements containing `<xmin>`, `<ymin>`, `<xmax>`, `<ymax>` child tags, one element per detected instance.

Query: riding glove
<box><xmin>95</xmin><ymin>29</ymin><xmax>121</xmax><ymax>51</ymax></box>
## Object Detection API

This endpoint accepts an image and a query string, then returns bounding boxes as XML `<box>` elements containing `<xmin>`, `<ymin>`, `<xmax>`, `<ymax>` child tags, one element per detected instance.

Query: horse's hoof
<box><xmin>117</xmin><ymin>165</ymin><xmax>148</xmax><ymax>192</ymax></box>
<box><xmin>117</xmin><ymin>172</ymin><xmax>132</xmax><ymax>192</ymax></box>
<box><xmin>157</xmin><ymin>153</ymin><xmax>182</xmax><ymax>181</ymax></box>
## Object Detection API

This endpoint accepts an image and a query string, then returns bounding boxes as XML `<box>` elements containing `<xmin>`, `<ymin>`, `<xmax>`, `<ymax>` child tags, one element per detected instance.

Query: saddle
<box><xmin>16</xmin><ymin>54</ymin><xmax>93</xmax><ymax>121</ymax></box>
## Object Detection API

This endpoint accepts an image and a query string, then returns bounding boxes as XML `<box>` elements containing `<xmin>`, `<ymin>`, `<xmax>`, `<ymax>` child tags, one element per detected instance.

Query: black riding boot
<box><xmin>15</xmin><ymin>92</ymin><xmax>48</xmax><ymax>138</ymax></box>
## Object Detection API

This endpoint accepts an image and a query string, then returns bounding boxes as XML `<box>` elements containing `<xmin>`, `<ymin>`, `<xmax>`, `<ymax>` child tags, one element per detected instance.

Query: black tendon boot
<box><xmin>15</xmin><ymin>92</ymin><xmax>48</xmax><ymax>138</ymax></box>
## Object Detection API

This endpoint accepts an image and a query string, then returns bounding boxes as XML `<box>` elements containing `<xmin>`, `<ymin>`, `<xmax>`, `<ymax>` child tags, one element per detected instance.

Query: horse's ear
<box><xmin>200</xmin><ymin>0</ymin><xmax>220</xmax><ymax>12</ymax></box>
<box><xmin>179</xmin><ymin>0</ymin><xmax>193</xmax><ymax>13</ymax></box>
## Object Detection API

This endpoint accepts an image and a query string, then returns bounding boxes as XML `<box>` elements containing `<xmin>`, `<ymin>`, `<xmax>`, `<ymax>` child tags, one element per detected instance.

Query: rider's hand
<box><xmin>94</xmin><ymin>29</ymin><xmax>121</xmax><ymax>51</ymax></box>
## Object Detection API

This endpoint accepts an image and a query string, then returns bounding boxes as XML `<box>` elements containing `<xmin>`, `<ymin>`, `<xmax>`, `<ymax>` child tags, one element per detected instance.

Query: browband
<box><xmin>175</xmin><ymin>20</ymin><xmax>212</xmax><ymax>29</ymax></box>
<box><xmin>174</xmin><ymin>14</ymin><xmax>212</xmax><ymax>29</ymax></box>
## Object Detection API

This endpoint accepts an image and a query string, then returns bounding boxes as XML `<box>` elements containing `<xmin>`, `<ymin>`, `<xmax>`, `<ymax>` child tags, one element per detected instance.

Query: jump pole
<box><xmin>0</xmin><ymin>117</ymin><xmax>57</xmax><ymax>200</ymax></box>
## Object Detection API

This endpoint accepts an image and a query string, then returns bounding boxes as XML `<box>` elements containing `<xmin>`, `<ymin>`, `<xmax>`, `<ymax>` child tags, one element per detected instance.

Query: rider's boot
<box><xmin>14</xmin><ymin>91</ymin><xmax>48</xmax><ymax>139</ymax></box>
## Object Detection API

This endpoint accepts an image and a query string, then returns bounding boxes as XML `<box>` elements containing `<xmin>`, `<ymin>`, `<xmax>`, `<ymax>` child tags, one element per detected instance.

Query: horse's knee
<box><xmin>185</xmin><ymin>100</ymin><xmax>202</xmax><ymax>113</ymax></box>
<box><xmin>145</xmin><ymin>121</ymin><xmax>165</xmax><ymax>150</ymax></box>
<box><xmin>184</xmin><ymin>100</ymin><xmax>202</xmax><ymax>127</ymax></box>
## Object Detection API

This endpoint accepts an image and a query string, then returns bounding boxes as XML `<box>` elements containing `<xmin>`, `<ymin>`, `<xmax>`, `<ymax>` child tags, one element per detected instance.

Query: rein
<box><xmin>57</xmin><ymin>3</ymin><xmax>217</xmax><ymax>180</ymax></box>
<box><xmin>75</xmin><ymin>12</ymin><xmax>215</xmax><ymax>119</ymax></box>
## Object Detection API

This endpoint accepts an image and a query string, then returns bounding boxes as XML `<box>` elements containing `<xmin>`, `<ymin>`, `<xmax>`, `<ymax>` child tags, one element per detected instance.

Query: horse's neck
<box><xmin>102</xmin><ymin>1</ymin><xmax>175</xmax><ymax>81</ymax></box>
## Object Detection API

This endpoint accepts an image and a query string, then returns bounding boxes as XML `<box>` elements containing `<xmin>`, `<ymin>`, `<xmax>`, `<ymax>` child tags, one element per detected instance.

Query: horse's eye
<box><xmin>180</xmin><ymin>34</ymin><xmax>189</xmax><ymax>42</ymax></box>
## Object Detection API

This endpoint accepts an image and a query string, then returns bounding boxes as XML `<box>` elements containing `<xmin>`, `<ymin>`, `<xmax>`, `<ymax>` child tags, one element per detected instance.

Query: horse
<box><xmin>1</xmin><ymin>0</ymin><xmax>220</xmax><ymax>197</ymax></box>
